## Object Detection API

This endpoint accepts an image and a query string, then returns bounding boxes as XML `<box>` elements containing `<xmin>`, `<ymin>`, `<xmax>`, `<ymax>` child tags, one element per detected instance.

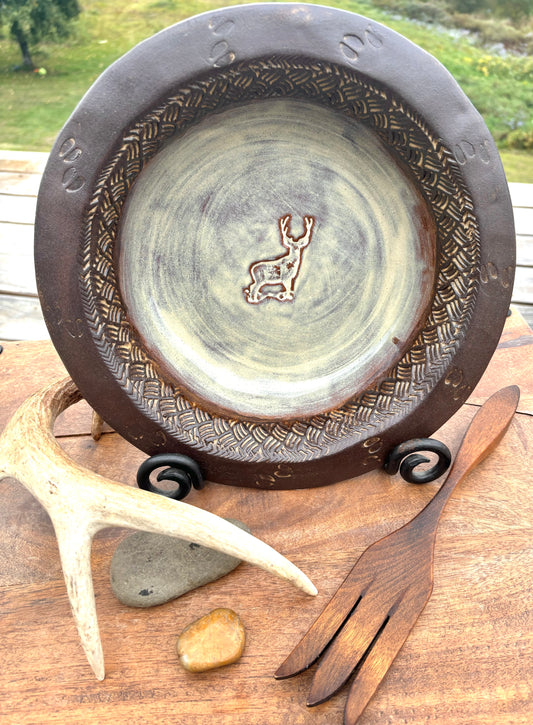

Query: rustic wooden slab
<box><xmin>468</xmin><ymin>309</ymin><xmax>532</xmax><ymax>415</ymax></box>
<box><xmin>0</xmin><ymin>340</ymin><xmax>112</xmax><ymax>438</ymax></box>
<box><xmin>1</xmin><ymin>408</ymin><xmax>531</xmax><ymax>725</ymax></box>
<box><xmin>0</xmin><ymin>311</ymin><xmax>531</xmax><ymax>724</ymax></box>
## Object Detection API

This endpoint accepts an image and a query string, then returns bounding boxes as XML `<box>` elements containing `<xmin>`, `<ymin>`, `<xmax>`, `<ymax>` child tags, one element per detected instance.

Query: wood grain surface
<box><xmin>0</xmin><ymin>310</ymin><xmax>531</xmax><ymax>724</ymax></box>
<box><xmin>275</xmin><ymin>386</ymin><xmax>521</xmax><ymax>725</ymax></box>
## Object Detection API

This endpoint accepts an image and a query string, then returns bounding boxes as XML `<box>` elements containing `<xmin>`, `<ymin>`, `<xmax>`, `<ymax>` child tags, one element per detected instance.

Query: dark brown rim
<box><xmin>35</xmin><ymin>4</ymin><xmax>515</xmax><ymax>489</ymax></box>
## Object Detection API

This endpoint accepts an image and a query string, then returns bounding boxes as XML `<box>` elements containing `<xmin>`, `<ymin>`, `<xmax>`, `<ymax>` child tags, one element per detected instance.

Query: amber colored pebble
<box><xmin>177</xmin><ymin>608</ymin><xmax>245</xmax><ymax>673</ymax></box>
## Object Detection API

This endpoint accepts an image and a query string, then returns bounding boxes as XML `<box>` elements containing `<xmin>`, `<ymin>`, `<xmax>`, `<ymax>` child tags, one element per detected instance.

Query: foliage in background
<box><xmin>369</xmin><ymin>0</ymin><xmax>533</xmax><ymax>152</ymax></box>
<box><xmin>0</xmin><ymin>0</ymin><xmax>531</xmax><ymax>181</ymax></box>
<box><xmin>450</xmin><ymin>0</ymin><xmax>532</xmax><ymax>22</ymax></box>
<box><xmin>326</xmin><ymin>0</ymin><xmax>533</xmax><ymax>172</ymax></box>
<box><xmin>0</xmin><ymin>0</ymin><xmax>80</xmax><ymax>69</ymax></box>
<box><xmin>372</xmin><ymin>0</ymin><xmax>533</xmax><ymax>51</ymax></box>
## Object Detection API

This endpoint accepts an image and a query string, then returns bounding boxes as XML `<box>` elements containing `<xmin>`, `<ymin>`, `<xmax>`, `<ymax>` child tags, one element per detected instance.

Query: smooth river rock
<box><xmin>110</xmin><ymin>518</ymin><xmax>251</xmax><ymax>607</ymax></box>
<box><xmin>177</xmin><ymin>608</ymin><xmax>246</xmax><ymax>672</ymax></box>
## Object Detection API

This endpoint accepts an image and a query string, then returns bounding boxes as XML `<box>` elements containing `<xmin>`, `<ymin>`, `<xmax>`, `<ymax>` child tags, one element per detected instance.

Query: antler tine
<box><xmin>0</xmin><ymin>377</ymin><xmax>317</xmax><ymax>680</ymax></box>
<box><xmin>294</xmin><ymin>216</ymin><xmax>314</xmax><ymax>247</ymax></box>
<box><xmin>279</xmin><ymin>214</ymin><xmax>292</xmax><ymax>246</ymax></box>
<box><xmin>53</xmin><ymin>520</ymin><xmax>105</xmax><ymax>679</ymax></box>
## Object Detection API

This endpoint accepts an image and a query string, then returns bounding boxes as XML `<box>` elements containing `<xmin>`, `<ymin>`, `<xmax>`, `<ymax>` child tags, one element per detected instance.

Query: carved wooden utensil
<box><xmin>276</xmin><ymin>385</ymin><xmax>520</xmax><ymax>723</ymax></box>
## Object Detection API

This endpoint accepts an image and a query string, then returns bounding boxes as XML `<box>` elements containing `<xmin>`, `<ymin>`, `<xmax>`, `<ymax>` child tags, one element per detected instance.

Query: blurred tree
<box><xmin>0</xmin><ymin>0</ymin><xmax>80</xmax><ymax>70</ymax></box>
<box><xmin>495</xmin><ymin>0</ymin><xmax>533</xmax><ymax>22</ymax></box>
<box><xmin>451</xmin><ymin>0</ymin><xmax>487</xmax><ymax>12</ymax></box>
<box><xmin>450</xmin><ymin>0</ymin><xmax>532</xmax><ymax>21</ymax></box>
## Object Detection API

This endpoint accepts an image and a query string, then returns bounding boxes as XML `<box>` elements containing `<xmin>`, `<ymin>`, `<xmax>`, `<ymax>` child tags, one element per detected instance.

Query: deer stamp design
<box><xmin>243</xmin><ymin>215</ymin><xmax>315</xmax><ymax>304</ymax></box>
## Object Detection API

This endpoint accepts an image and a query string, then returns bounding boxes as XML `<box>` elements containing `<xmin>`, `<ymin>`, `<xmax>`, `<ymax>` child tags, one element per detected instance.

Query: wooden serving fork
<box><xmin>275</xmin><ymin>385</ymin><xmax>520</xmax><ymax>724</ymax></box>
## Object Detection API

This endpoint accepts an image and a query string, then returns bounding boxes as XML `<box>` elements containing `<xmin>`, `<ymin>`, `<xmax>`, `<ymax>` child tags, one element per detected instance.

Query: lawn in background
<box><xmin>0</xmin><ymin>0</ymin><xmax>531</xmax><ymax>181</ymax></box>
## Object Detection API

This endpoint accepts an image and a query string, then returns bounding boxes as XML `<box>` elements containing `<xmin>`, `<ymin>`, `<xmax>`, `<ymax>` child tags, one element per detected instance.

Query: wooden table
<box><xmin>0</xmin><ymin>309</ymin><xmax>532</xmax><ymax>724</ymax></box>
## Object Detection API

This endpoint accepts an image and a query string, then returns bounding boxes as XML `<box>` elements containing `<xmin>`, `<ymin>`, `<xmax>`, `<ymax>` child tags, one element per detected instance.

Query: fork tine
<box><xmin>306</xmin><ymin>591</ymin><xmax>389</xmax><ymax>706</ymax></box>
<box><xmin>275</xmin><ymin>572</ymin><xmax>373</xmax><ymax>679</ymax></box>
<box><xmin>343</xmin><ymin>588</ymin><xmax>430</xmax><ymax>724</ymax></box>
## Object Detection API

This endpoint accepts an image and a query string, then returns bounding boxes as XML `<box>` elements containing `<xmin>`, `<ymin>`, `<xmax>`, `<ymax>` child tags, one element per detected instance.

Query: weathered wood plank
<box><xmin>512</xmin><ymin>266</ymin><xmax>533</xmax><ymax>303</ymax></box>
<box><xmin>0</xmin><ymin>293</ymin><xmax>47</xmax><ymax>340</ymax></box>
<box><xmin>0</xmin><ymin>194</ymin><xmax>37</xmax><ymax>225</ymax></box>
<box><xmin>516</xmin><ymin>235</ymin><xmax>533</xmax><ymax>266</ymax></box>
<box><xmin>0</xmin><ymin>171</ymin><xmax>41</xmax><ymax>197</ymax></box>
<box><xmin>511</xmin><ymin>261</ymin><xmax>533</xmax><ymax>326</ymax></box>
<box><xmin>0</xmin><ymin>253</ymin><xmax>37</xmax><ymax>295</ymax></box>
<box><xmin>0</xmin><ymin>163</ymin><xmax>527</xmax><ymax>203</ymax></box>
<box><xmin>0</xmin><ymin>152</ymin><xmax>531</xmax><ymax>342</ymax></box>
<box><xmin>508</xmin><ymin>182</ymin><xmax>532</xmax><ymax>209</ymax></box>
<box><xmin>0</xmin><ymin>221</ymin><xmax>33</xmax><ymax>255</ymax></box>
<box><xmin>513</xmin><ymin>206</ymin><xmax>533</xmax><ymax>236</ymax></box>
<box><xmin>0</xmin><ymin>222</ymin><xmax>37</xmax><ymax>296</ymax></box>
<box><xmin>0</xmin><ymin>150</ymin><xmax>49</xmax><ymax>174</ymax></box>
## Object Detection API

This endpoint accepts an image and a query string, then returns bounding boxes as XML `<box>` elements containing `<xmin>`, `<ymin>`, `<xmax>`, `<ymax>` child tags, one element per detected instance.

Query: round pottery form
<box><xmin>34</xmin><ymin>3</ymin><xmax>515</xmax><ymax>489</ymax></box>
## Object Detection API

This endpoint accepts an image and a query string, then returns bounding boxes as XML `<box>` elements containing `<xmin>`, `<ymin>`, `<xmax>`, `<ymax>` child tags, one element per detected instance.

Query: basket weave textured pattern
<box><xmin>80</xmin><ymin>57</ymin><xmax>480</xmax><ymax>464</ymax></box>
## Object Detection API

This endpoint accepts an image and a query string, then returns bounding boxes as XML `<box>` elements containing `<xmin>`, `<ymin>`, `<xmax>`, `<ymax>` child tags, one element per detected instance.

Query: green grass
<box><xmin>1</xmin><ymin>0</ymin><xmax>532</xmax><ymax>181</ymax></box>
<box><xmin>499</xmin><ymin>150</ymin><xmax>533</xmax><ymax>183</ymax></box>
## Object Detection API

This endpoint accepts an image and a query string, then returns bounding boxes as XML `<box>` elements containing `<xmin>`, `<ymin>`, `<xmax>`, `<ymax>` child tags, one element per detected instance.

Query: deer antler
<box><xmin>0</xmin><ymin>377</ymin><xmax>317</xmax><ymax>680</ymax></box>
<box><xmin>301</xmin><ymin>216</ymin><xmax>315</xmax><ymax>242</ymax></box>
<box><xmin>279</xmin><ymin>214</ymin><xmax>293</xmax><ymax>248</ymax></box>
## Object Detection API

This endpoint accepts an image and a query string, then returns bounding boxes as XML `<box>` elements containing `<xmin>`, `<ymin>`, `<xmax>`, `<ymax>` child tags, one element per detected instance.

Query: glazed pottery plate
<box><xmin>35</xmin><ymin>3</ymin><xmax>515</xmax><ymax>489</ymax></box>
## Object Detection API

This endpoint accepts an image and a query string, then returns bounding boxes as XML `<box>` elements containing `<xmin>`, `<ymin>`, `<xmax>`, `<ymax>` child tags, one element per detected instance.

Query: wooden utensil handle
<box><xmin>421</xmin><ymin>386</ymin><xmax>520</xmax><ymax>525</ymax></box>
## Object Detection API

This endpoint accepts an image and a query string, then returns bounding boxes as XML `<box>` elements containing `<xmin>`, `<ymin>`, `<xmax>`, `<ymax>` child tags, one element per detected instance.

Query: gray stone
<box><xmin>110</xmin><ymin>518</ymin><xmax>251</xmax><ymax>607</ymax></box>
